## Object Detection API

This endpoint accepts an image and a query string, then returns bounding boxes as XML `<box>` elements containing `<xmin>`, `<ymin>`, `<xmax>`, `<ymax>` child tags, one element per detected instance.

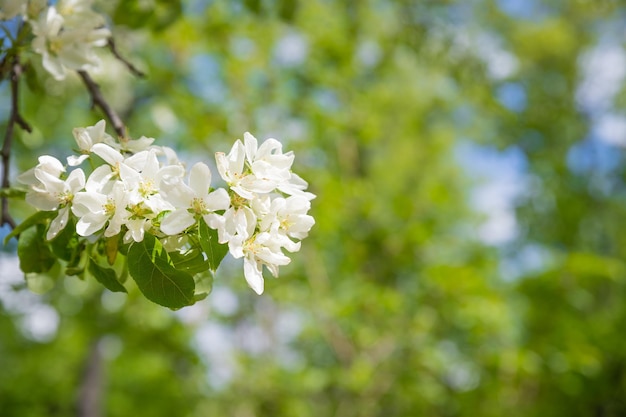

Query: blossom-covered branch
<box><xmin>16</xmin><ymin>121</ymin><xmax>315</xmax><ymax>303</ymax></box>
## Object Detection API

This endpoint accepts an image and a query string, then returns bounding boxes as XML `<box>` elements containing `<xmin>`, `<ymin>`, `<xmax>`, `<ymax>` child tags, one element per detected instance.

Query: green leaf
<box><xmin>88</xmin><ymin>258</ymin><xmax>127</xmax><ymax>293</ymax></box>
<box><xmin>4</xmin><ymin>210</ymin><xmax>55</xmax><ymax>245</ymax></box>
<box><xmin>17</xmin><ymin>224</ymin><xmax>56</xmax><ymax>273</ymax></box>
<box><xmin>128</xmin><ymin>233</ymin><xmax>195</xmax><ymax>309</ymax></box>
<box><xmin>65</xmin><ymin>267</ymin><xmax>84</xmax><ymax>277</ymax></box>
<box><xmin>194</xmin><ymin>270</ymin><xmax>213</xmax><ymax>296</ymax></box>
<box><xmin>49</xmin><ymin>217</ymin><xmax>78</xmax><ymax>261</ymax></box>
<box><xmin>113</xmin><ymin>0</ymin><xmax>182</xmax><ymax>31</ymax></box>
<box><xmin>278</xmin><ymin>0</ymin><xmax>298</xmax><ymax>21</ymax></box>
<box><xmin>198</xmin><ymin>218</ymin><xmax>228</xmax><ymax>272</ymax></box>
<box><xmin>170</xmin><ymin>248</ymin><xmax>211</xmax><ymax>275</ymax></box>
<box><xmin>0</xmin><ymin>188</ymin><xmax>26</xmax><ymax>198</ymax></box>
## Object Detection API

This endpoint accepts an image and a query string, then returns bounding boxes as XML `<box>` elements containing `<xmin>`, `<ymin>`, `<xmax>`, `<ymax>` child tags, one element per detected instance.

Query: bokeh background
<box><xmin>2</xmin><ymin>0</ymin><xmax>626</xmax><ymax>415</ymax></box>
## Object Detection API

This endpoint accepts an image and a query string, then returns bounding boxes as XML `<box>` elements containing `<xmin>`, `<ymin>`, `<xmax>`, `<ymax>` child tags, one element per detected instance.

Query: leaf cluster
<box><xmin>8</xmin><ymin>212</ymin><xmax>226</xmax><ymax>309</ymax></box>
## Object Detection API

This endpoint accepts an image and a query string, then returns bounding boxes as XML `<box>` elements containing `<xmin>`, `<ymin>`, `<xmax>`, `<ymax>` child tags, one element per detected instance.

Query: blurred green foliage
<box><xmin>2</xmin><ymin>0</ymin><xmax>626</xmax><ymax>415</ymax></box>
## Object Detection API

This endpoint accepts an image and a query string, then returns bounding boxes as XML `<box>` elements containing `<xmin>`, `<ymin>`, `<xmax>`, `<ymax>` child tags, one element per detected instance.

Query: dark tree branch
<box><xmin>78</xmin><ymin>70</ymin><xmax>127</xmax><ymax>139</ymax></box>
<box><xmin>107</xmin><ymin>38</ymin><xmax>145</xmax><ymax>78</ymax></box>
<box><xmin>1</xmin><ymin>54</ymin><xmax>32</xmax><ymax>229</ymax></box>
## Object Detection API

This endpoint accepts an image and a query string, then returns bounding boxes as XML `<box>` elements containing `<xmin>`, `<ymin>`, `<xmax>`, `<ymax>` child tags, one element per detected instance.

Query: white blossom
<box><xmin>67</xmin><ymin>120</ymin><xmax>114</xmax><ymax>166</ymax></box>
<box><xmin>160</xmin><ymin>162</ymin><xmax>230</xmax><ymax>236</ymax></box>
<box><xmin>72</xmin><ymin>181</ymin><xmax>129</xmax><ymax>237</ymax></box>
<box><xmin>30</xmin><ymin>5</ymin><xmax>110</xmax><ymax>80</ymax></box>
<box><xmin>215</xmin><ymin>137</ymin><xmax>275</xmax><ymax>199</ymax></box>
<box><xmin>17</xmin><ymin>125</ymin><xmax>315</xmax><ymax>297</ymax></box>
<box><xmin>17</xmin><ymin>156</ymin><xmax>86</xmax><ymax>240</ymax></box>
<box><xmin>238</xmin><ymin>232</ymin><xmax>292</xmax><ymax>295</ymax></box>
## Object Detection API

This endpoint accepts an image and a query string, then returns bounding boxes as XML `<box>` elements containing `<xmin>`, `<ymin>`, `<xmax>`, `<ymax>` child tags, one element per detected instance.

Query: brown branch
<box><xmin>107</xmin><ymin>38</ymin><xmax>145</xmax><ymax>78</ymax></box>
<box><xmin>1</xmin><ymin>54</ymin><xmax>32</xmax><ymax>229</ymax></box>
<box><xmin>77</xmin><ymin>70</ymin><xmax>127</xmax><ymax>139</ymax></box>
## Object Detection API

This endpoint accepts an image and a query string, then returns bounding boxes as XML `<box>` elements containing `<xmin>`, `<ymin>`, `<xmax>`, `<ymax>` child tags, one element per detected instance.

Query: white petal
<box><xmin>243</xmin><ymin>132</ymin><xmax>258</xmax><ymax>164</ymax></box>
<box><xmin>243</xmin><ymin>255</ymin><xmax>264</xmax><ymax>295</ymax></box>
<box><xmin>126</xmin><ymin>219</ymin><xmax>146</xmax><ymax>242</ymax></box>
<box><xmin>76</xmin><ymin>213</ymin><xmax>107</xmax><ymax>236</ymax></box>
<box><xmin>17</xmin><ymin>168</ymin><xmax>37</xmax><ymax>186</ymax></box>
<box><xmin>47</xmin><ymin>206</ymin><xmax>69</xmax><ymax>240</ymax></box>
<box><xmin>37</xmin><ymin>155</ymin><xmax>65</xmax><ymax>176</ymax></box>
<box><xmin>189</xmin><ymin>162</ymin><xmax>212</xmax><ymax>196</ymax></box>
<box><xmin>204</xmin><ymin>188</ymin><xmax>230</xmax><ymax>211</ymax></box>
<box><xmin>255</xmin><ymin>137</ymin><xmax>282</xmax><ymax>157</ymax></box>
<box><xmin>85</xmin><ymin>165</ymin><xmax>113</xmax><ymax>193</ymax></box>
<box><xmin>66</xmin><ymin>168</ymin><xmax>86</xmax><ymax>192</ymax></box>
<box><xmin>231</xmin><ymin>184</ymin><xmax>256</xmax><ymax>200</ymax></box>
<box><xmin>161</xmin><ymin>209</ymin><xmax>195</xmax><ymax>235</ymax></box>
<box><xmin>67</xmin><ymin>154</ymin><xmax>89</xmax><ymax>166</ymax></box>
<box><xmin>25</xmin><ymin>191</ymin><xmax>59</xmax><ymax>211</ymax></box>
<box><xmin>72</xmin><ymin>192</ymin><xmax>106</xmax><ymax>216</ymax></box>
<box><xmin>257</xmin><ymin>246</ymin><xmax>291</xmax><ymax>266</ymax></box>
<box><xmin>92</xmin><ymin>143</ymin><xmax>123</xmax><ymax>166</ymax></box>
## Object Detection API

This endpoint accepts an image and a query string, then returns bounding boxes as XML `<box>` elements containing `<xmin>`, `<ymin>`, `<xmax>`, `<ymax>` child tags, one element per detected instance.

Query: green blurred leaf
<box><xmin>0</xmin><ymin>188</ymin><xmax>26</xmax><ymax>198</ymax></box>
<box><xmin>88</xmin><ymin>258</ymin><xmax>127</xmax><ymax>293</ymax></box>
<box><xmin>128</xmin><ymin>233</ymin><xmax>195</xmax><ymax>309</ymax></box>
<box><xmin>278</xmin><ymin>0</ymin><xmax>298</xmax><ymax>21</ymax></box>
<box><xmin>17</xmin><ymin>224</ymin><xmax>56</xmax><ymax>274</ymax></box>
<box><xmin>4</xmin><ymin>210</ymin><xmax>55</xmax><ymax>246</ymax></box>
<box><xmin>113</xmin><ymin>0</ymin><xmax>182</xmax><ymax>31</ymax></box>
<box><xmin>198</xmin><ymin>218</ymin><xmax>228</xmax><ymax>272</ymax></box>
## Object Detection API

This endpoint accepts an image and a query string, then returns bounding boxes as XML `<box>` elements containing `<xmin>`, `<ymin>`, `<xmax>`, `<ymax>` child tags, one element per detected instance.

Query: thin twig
<box><xmin>1</xmin><ymin>54</ymin><xmax>32</xmax><ymax>229</ymax></box>
<box><xmin>107</xmin><ymin>38</ymin><xmax>145</xmax><ymax>78</ymax></box>
<box><xmin>77</xmin><ymin>70</ymin><xmax>127</xmax><ymax>139</ymax></box>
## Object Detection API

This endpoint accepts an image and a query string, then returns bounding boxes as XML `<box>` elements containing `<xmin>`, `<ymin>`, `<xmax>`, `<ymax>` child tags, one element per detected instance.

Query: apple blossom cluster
<box><xmin>17</xmin><ymin>121</ymin><xmax>315</xmax><ymax>295</ymax></box>
<box><xmin>1</xmin><ymin>0</ymin><xmax>110</xmax><ymax>80</ymax></box>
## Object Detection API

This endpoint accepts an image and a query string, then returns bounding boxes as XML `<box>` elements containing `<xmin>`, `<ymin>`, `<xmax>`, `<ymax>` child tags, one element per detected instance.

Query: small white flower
<box><xmin>238</xmin><ymin>232</ymin><xmax>292</xmax><ymax>295</ymax></box>
<box><xmin>68</xmin><ymin>120</ymin><xmax>114</xmax><ymax>166</ymax></box>
<box><xmin>119</xmin><ymin>150</ymin><xmax>184</xmax><ymax>242</ymax></box>
<box><xmin>17</xmin><ymin>155</ymin><xmax>65</xmax><ymax>191</ymax></box>
<box><xmin>160</xmin><ymin>162</ymin><xmax>230</xmax><ymax>236</ymax></box>
<box><xmin>243</xmin><ymin>132</ymin><xmax>294</xmax><ymax>186</ymax></box>
<box><xmin>72</xmin><ymin>181</ymin><xmax>129</xmax><ymax>237</ymax></box>
<box><xmin>215</xmin><ymin>136</ymin><xmax>278</xmax><ymax>199</ymax></box>
<box><xmin>258</xmin><ymin>196</ymin><xmax>314</xmax><ymax>252</ymax></box>
<box><xmin>30</xmin><ymin>5</ymin><xmax>110</xmax><ymax>80</ymax></box>
<box><xmin>89</xmin><ymin>143</ymin><xmax>142</xmax><ymax>187</ymax></box>
<box><xmin>17</xmin><ymin>155</ymin><xmax>86</xmax><ymax>240</ymax></box>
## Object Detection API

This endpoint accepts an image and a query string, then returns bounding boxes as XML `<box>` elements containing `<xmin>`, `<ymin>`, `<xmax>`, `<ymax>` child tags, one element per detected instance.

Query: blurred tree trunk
<box><xmin>76</xmin><ymin>340</ymin><xmax>103</xmax><ymax>417</ymax></box>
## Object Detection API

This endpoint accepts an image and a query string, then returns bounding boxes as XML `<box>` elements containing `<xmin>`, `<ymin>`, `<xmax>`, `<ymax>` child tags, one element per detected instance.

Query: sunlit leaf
<box><xmin>128</xmin><ymin>233</ymin><xmax>195</xmax><ymax>309</ymax></box>
<box><xmin>198</xmin><ymin>218</ymin><xmax>228</xmax><ymax>272</ymax></box>
<box><xmin>169</xmin><ymin>248</ymin><xmax>211</xmax><ymax>275</ymax></box>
